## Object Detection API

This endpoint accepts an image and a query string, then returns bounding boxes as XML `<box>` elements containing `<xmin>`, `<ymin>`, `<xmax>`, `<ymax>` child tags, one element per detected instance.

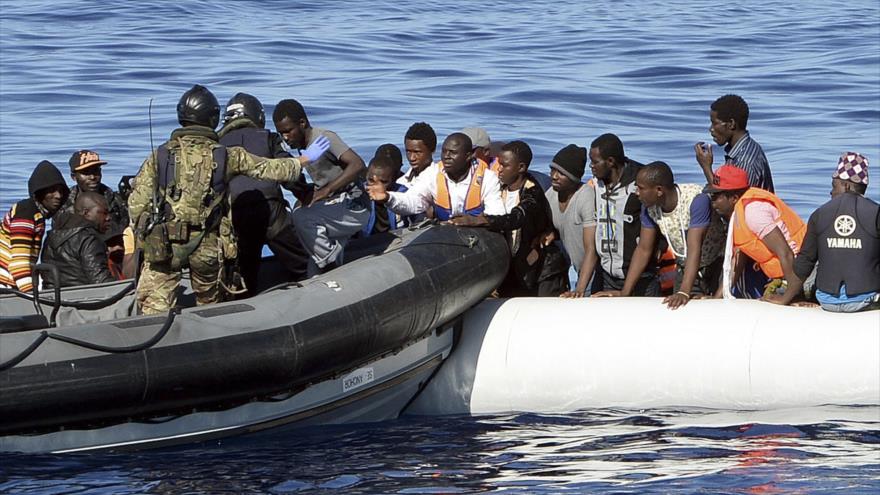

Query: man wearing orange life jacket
<box><xmin>366</xmin><ymin>133</ymin><xmax>505</xmax><ymax>220</ymax></box>
<box><xmin>705</xmin><ymin>165</ymin><xmax>806</xmax><ymax>301</ymax></box>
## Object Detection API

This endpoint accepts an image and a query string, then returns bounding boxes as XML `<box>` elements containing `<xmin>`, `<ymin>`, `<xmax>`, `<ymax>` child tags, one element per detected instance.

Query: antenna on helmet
<box><xmin>148</xmin><ymin>98</ymin><xmax>156</xmax><ymax>159</ymax></box>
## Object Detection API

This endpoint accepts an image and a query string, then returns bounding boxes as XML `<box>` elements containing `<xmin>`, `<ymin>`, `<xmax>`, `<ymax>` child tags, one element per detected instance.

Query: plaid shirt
<box><xmin>724</xmin><ymin>132</ymin><xmax>774</xmax><ymax>193</ymax></box>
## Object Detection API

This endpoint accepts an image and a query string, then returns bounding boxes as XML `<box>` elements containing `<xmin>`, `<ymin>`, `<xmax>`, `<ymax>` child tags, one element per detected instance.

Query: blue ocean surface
<box><xmin>2</xmin><ymin>407</ymin><xmax>879</xmax><ymax>494</ymax></box>
<box><xmin>1</xmin><ymin>0</ymin><xmax>878</xmax><ymax>493</ymax></box>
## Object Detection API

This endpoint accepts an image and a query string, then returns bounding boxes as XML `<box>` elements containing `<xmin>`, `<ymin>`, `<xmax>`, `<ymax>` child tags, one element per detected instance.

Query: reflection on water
<box><xmin>1</xmin><ymin>406</ymin><xmax>877</xmax><ymax>493</ymax></box>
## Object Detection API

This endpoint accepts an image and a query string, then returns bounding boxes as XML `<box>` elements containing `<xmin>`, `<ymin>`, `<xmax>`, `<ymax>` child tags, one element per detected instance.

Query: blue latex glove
<box><xmin>302</xmin><ymin>135</ymin><xmax>330</xmax><ymax>161</ymax></box>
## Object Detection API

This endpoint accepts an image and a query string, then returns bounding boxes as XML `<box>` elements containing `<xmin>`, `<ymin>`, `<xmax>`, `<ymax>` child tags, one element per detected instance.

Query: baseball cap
<box><xmin>69</xmin><ymin>150</ymin><xmax>107</xmax><ymax>173</ymax></box>
<box><xmin>703</xmin><ymin>165</ymin><xmax>749</xmax><ymax>193</ymax></box>
<box><xmin>461</xmin><ymin>127</ymin><xmax>491</xmax><ymax>149</ymax></box>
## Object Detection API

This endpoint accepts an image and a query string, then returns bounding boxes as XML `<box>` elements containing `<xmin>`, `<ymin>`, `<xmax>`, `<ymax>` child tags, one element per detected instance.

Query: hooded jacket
<box><xmin>41</xmin><ymin>213</ymin><xmax>115</xmax><ymax>288</ymax></box>
<box><xmin>1</xmin><ymin>161</ymin><xmax>69</xmax><ymax>292</ymax></box>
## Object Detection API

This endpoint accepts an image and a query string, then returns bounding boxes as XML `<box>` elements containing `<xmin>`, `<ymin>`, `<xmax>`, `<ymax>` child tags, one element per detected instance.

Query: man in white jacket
<box><xmin>366</xmin><ymin>132</ymin><xmax>505</xmax><ymax>220</ymax></box>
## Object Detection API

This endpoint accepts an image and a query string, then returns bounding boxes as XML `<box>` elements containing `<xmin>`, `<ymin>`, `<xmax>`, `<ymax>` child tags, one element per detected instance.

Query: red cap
<box><xmin>703</xmin><ymin>165</ymin><xmax>749</xmax><ymax>193</ymax></box>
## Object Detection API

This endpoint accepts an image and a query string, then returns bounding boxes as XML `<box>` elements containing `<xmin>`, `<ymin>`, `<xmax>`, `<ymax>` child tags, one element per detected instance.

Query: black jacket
<box><xmin>41</xmin><ymin>214</ymin><xmax>115</xmax><ymax>288</ymax></box>
<box><xmin>795</xmin><ymin>192</ymin><xmax>880</xmax><ymax>296</ymax></box>
<box><xmin>56</xmin><ymin>183</ymin><xmax>129</xmax><ymax>238</ymax></box>
<box><xmin>486</xmin><ymin>173</ymin><xmax>568</xmax><ymax>296</ymax></box>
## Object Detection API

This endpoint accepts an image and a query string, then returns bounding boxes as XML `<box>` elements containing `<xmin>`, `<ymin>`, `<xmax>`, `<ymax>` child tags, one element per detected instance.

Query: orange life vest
<box><xmin>732</xmin><ymin>188</ymin><xmax>806</xmax><ymax>279</ymax></box>
<box><xmin>657</xmin><ymin>247</ymin><xmax>677</xmax><ymax>295</ymax></box>
<box><xmin>434</xmin><ymin>160</ymin><xmax>487</xmax><ymax>221</ymax></box>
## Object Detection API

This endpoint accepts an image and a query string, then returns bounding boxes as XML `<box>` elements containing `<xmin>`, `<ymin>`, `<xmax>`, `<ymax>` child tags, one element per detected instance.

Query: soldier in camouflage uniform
<box><xmin>218</xmin><ymin>93</ymin><xmax>311</xmax><ymax>294</ymax></box>
<box><xmin>129</xmin><ymin>85</ymin><xmax>329</xmax><ymax>315</ymax></box>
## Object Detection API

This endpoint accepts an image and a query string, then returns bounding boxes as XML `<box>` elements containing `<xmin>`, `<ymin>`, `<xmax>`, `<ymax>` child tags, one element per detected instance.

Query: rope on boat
<box><xmin>0</xmin><ymin>307</ymin><xmax>179</xmax><ymax>372</ymax></box>
<box><xmin>0</xmin><ymin>281</ymin><xmax>135</xmax><ymax>310</ymax></box>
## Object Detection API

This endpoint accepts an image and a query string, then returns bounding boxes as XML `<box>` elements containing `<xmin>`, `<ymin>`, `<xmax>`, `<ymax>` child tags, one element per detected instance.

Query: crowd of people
<box><xmin>1</xmin><ymin>88</ymin><xmax>877</xmax><ymax>315</ymax></box>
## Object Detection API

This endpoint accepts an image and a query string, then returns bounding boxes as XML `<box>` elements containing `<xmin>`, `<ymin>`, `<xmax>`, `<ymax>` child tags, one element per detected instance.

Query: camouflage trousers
<box><xmin>137</xmin><ymin>232</ymin><xmax>224</xmax><ymax>315</ymax></box>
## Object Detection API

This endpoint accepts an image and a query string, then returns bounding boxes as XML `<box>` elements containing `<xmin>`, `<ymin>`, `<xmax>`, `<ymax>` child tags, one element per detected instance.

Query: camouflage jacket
<box><xmin>128</xmin><ymin>126</ymin><xmax>302</xmax><ymax>250</ymax></box>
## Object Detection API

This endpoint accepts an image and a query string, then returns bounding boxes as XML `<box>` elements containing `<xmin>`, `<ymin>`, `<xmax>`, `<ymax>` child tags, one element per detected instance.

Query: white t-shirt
<box><xmin>502</xmin><ymin>188</ymin><xmax>521</xmax><ymax>214</ymax></box>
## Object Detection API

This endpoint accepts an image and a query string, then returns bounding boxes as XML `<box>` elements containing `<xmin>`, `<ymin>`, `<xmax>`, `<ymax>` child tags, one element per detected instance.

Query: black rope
<box><xmin>0</xmin><ymin>331</ymin><xmax>49</xmax><ymax>372</ymax></box>
<box><xmin>0</xmin><ymin>308</ymin><xmax>179</xmax><ymax>372</ymax></box>
<box><xmin>0</xmin><ymin>281</ymin><xmax>135</xmax><ymax>310</ymax></box>
<box><xmin>47</xmin><ymin>307</ymin><xmax>179</xmax><ymax>354</ymax></box>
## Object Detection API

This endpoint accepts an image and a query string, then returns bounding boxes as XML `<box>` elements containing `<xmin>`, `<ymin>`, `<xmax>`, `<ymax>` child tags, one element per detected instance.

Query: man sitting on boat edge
<box><xmin>273</xmin><ymin>99</ymin><xmax>371</xmax><ymax>276</ymax></box>
<box><xmin>769</xmin><ymin>152</ymin><xmax>879</xmax><ymax>312</ymax></box>
<box><xmin>705</xmin><ymin>165</ymin><xmax>806</xmax><ymax>303</ymax></box>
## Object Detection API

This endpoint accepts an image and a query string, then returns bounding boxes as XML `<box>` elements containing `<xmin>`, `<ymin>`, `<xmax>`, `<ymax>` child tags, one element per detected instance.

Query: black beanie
<box><xmin>28</xmin><ymin>160</ymin><xmax>69</xmax><ymax>196</ymax></box>
<box><xmin>550</xmin><ymin>144</ymin><xmax>587</xmax><ymax>181</ymax></box>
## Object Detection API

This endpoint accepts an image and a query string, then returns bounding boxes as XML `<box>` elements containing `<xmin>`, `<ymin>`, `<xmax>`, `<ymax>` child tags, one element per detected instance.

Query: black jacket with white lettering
<box><xmin>794</xmin><ymin>192</ymin><xmax>880</xmax><ymax>296</ymax></box>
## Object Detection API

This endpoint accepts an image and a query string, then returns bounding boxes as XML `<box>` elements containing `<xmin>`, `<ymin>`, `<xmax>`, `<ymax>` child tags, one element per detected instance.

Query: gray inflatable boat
<box><xmin>0</xmin><ymin>224</ymin><xmax>507</xmax><ymax>453</ymax></box>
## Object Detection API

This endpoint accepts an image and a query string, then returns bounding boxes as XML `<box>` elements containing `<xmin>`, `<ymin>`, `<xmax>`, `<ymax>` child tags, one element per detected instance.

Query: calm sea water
<box><xmin>1</xmin><ymin>0</ymin><xmax>878</xmax><ymax>493</ymax></box>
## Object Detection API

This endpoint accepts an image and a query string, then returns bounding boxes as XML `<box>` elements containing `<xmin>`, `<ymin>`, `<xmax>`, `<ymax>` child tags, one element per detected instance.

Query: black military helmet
<box><xmin>223</xmin><ymin>92</ymin><xmax>265</xmax><ymax>128</ymax></box>
<box><xmin>177</xmin><ymin>84</ymin><xmax>220</xmax><ymax>129</ymax></box>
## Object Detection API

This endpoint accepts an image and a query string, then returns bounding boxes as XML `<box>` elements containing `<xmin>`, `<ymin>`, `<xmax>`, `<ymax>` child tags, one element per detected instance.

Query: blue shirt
<box><xmin>816</xmin><ymin>284</ymin><xmax>878</xmax><ymax>305</ymax></box>
<box><xmin>725</xmin><ymin>132</ymin><xmax>774</xmax><ymax>193</ymax></box>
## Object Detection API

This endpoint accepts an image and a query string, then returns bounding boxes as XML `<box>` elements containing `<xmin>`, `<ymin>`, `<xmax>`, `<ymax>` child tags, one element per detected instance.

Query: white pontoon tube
<box><xmin>407</xmin><ymin>298</ymin><xmax>880</xmax><ymax>415</ymax></box>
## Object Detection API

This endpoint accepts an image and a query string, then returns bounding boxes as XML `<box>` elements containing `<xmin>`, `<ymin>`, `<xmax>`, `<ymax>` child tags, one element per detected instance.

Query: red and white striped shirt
<box><xmin>0</xmin><ymin>198</ymin><xmax>46</xmax><ymax>292</ymax></box>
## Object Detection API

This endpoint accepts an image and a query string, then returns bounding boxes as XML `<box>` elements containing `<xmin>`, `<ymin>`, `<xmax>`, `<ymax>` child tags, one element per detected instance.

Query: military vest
<box><xmin>142</xmin><ymin>140</ymin><xmax>232</xmax><ymax>270</ymax></box>
<box><xmin>220</xmin><ymin>127</ymin><xmax>284</xmax><ymax>204</ymax></box>
<box><xmin>156</xmin><ymin>141</ymin><xmax>228</xmax><ymax>227</ymax></box>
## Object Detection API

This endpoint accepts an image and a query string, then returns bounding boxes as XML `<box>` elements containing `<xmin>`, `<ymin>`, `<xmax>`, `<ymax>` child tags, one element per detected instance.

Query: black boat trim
<box><xmin>54</xmin><ymin>353</ymin><xmax>444</xmax><ymax>453</ymax></box>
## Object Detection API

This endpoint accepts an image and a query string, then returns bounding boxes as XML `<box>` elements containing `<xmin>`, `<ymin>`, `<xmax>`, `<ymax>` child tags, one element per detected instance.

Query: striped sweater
<box><xmin>0</xmin><ymin>198</ymin><xmax>46</xmax><ymax>292</ymax></box>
